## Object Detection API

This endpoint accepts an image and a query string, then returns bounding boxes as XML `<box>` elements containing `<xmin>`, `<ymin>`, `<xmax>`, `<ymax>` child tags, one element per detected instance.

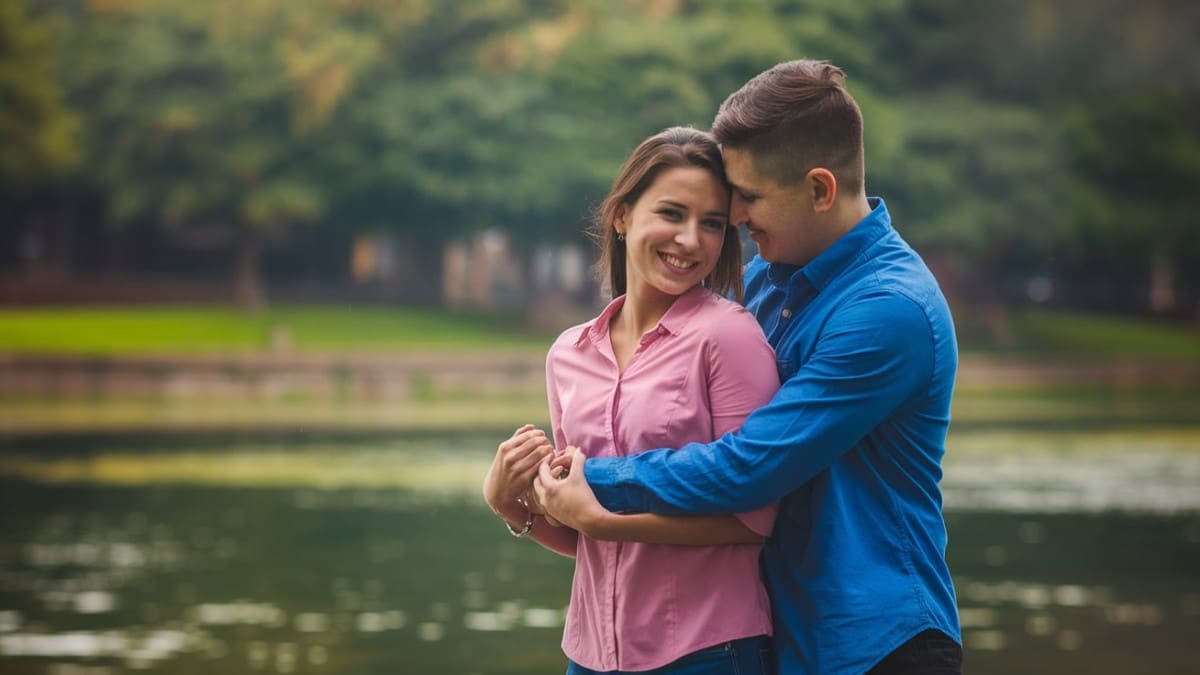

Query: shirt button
<box><xmin>781</xmin><ymin>309</ymin><xmax>792</xmax><ymax>319</ymax></box>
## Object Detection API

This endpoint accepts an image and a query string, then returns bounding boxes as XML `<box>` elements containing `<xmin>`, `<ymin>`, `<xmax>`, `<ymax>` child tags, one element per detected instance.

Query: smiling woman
<box><xmin>484</xmin><ymin>127</ymin><xmax>781</xmax><ymax>674</ymax></box>
<box><xmin>614</xmin><ymin>166</ymin><xmax>730</xmax><ymax>293</ymax></box>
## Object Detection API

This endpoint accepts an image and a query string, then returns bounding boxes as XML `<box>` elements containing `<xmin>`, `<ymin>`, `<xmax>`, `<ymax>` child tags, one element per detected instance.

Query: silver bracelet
<box><xmin>505</xmin><ymin>498</ymin><xmax>534</xmax><ymax>538</ymax></box>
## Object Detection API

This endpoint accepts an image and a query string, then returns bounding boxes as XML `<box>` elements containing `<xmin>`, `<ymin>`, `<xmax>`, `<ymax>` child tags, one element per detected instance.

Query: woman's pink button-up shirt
<box><xmin>546</xmin><ymin>285</ymin><xmax>781</xmax><ymax>672</ymax></box>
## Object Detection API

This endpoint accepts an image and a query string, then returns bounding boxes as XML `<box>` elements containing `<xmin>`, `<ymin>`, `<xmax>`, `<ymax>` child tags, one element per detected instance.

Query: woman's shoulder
<box><xmin>672</xmin><ymin>290</ymin><xmax>770</xmax><ymax>366</ymax></box>
<box><xmin>691</xmin><ymin>289</ymin><xmax>777</xmax><ymax>386</ymax></box>
<box><xmin>692</xmin><ymin>289</ymin><xmax>764</xmax><ymax>340</ymax></box>
<box><xmin>546</xmin><ymin>316</ymin><xmax>601</xmax><ymax>361</ymax></box>
<box><xmin>549</xmin><ymin>321</ymin><xmax>586</xmax><ymax>349</ymax></box>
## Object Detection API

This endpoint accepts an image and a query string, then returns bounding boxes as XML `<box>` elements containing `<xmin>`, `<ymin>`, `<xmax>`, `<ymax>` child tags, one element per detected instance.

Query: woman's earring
<box><xmin>617</xmin><ymin>232</ymin><xmax>625</xmax><ymax>241</ymax></box>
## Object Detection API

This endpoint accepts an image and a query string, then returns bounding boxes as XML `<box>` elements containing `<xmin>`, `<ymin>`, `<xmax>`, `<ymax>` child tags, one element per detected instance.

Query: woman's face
<box><xmin>617</xmin><ymin>166</ymin><xmax>731</xmax><ymax>304</ymax></box>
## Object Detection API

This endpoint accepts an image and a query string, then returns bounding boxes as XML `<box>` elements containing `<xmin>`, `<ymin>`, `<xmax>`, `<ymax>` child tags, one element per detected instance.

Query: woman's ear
<box><xmin>613</xmin><ymin>204</ymin><xmax>628</xmax><ymax>235</ymax></box>
<box><xmin>807</xmin><ymin>168</ymin><xmax>838</xmax><ymax>213</ymax></box>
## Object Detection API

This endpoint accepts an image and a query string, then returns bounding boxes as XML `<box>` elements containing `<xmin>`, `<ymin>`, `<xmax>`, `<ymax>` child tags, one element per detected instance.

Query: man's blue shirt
<box><xmin>584</xmin><ymin>198</ymin><xmax>961</xmax><ymax>674</ymax></box>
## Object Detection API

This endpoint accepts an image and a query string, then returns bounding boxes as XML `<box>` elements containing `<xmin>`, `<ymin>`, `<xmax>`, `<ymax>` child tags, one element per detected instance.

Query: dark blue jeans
<box><xmin>566</xmin><ymin>635</ymin><xmax>772</xmax><ymax>675</ymax></box>
<box><xmin>866</xmin><ymin>629</ymin><xmax>963</xmax><ymax>675</ymax></box>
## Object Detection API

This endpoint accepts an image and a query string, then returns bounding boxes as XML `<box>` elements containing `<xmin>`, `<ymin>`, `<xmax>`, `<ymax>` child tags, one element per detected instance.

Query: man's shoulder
<box><xmin>852</xmin><ymin>235</ymin><xmax>950</xmax><ymax>316</ymax></box>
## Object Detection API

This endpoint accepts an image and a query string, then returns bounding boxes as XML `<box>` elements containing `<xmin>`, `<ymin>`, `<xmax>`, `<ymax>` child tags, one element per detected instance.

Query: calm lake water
<box><xmin>0</xmin><ymin>432</ymin><xmax>1198</xmax><ymax>674</ymax></box>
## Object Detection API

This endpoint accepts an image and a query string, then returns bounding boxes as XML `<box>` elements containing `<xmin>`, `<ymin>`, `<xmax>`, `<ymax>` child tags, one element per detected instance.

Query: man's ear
<box><xmin>807</xmin><ymin>168</ymin><xmax>837</xmax><ymax>213</ymax></box>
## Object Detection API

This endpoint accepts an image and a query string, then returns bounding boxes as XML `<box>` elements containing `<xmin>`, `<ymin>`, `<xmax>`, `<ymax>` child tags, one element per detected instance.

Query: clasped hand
<box><xmin>482</xmin><ymin>424</ymin><xmax>553</xmax><ymax>526</ymax></box>
<box><xmin>483</xmin><ymin>425</ymin><xmax>605</xmax><ymax>532</ymax></box>
<box><xmin>532</xmin><ymin>445</ymin><xmax>605</xmax><ymax>532</ymax></box>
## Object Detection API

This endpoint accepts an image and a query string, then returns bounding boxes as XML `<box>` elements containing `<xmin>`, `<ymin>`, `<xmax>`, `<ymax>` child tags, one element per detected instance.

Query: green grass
<box><xmin>0</xmin><ymin>305</ymin><xmax>556</xmax><ymax>354</ymax></box>
<box><xmin>955</xmin><ymin>307</ymin><xmax>1200</xmax><ymax>362</ymax></box>
<box><xmin>1</xmin><ymin>304</ymin><xmax>1197</xmax><ymax>360</ymax></box>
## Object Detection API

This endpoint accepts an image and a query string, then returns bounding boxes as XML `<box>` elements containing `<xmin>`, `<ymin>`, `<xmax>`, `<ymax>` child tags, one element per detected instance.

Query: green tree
<box><xmin>1063</xmin><ymin>93</ymin><xmax>1200</xmax><ymax>313</ymax></box>
<box><xmin>65</xmin><ymin>0</ymin><xmax>398</xmax><ymax>309</ymax></box>
<box><xmin>879</xmin><ymin>0</ymin><xmax>1199</xmax><ymax>313</ymax></box>
<box><xmin>0</xmin><ymin>0</ymin><xmax>77</xmax><ymax>187</ymax></box>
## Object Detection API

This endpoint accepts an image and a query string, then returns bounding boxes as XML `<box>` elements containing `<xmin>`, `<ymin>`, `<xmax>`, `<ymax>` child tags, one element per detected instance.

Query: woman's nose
<box><xmin>676</xmin><ymin>222</ymin><xmax>700</xmax><ymax>248</ymax></box>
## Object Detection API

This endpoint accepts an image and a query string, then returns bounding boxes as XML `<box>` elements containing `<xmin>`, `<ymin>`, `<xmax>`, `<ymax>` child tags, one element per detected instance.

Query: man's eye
<box><xmin>738</xmin><ymin>191</ymin><xmax>758</xmax><ymax>203</ymax></box>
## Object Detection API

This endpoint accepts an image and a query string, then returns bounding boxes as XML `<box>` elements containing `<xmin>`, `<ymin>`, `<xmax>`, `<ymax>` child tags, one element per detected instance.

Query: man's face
<box><xmin>722</xmin><ymin>146</ymin><xmax>825</xmax><ymax>267</ymax></box>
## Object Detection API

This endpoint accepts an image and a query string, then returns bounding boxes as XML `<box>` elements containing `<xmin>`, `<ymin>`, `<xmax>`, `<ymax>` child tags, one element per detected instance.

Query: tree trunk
<box><xmin>234</xmin><ymin>231</ymin><xmax>266</xmax><ymax>313</ymax></box>
<box><xmin>1148</xmin><ymin>242</ymin><xmax>1175</xmax><ymax>314</ymax></box>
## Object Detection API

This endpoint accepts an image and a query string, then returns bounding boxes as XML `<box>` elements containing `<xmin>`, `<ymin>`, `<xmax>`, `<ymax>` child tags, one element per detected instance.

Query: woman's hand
<box><xmin>524</xmin><ymin>451</ymin><xmax>570</xmax><ymax>526</ymax></box>
<box><xmin>483</xmin><ymin>424</ymin><xmax>554</xmax><ymax>525</ymax></box>
<box><xmin>533</xmin><ymin>446</ymin><xmax>608</xmax><ymax>534</ymax></box>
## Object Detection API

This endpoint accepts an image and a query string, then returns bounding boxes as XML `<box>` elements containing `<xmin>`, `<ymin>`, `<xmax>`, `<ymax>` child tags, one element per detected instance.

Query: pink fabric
<box><xmin>546</xmin><ymin>285</ymin><xmax>781</xmax><ymax>671</ymax></box>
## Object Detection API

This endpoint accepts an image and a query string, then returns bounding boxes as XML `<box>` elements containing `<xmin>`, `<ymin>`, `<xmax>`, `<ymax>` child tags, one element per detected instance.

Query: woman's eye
<box><xmin>658</xmin><ymin>209</ymin><xmax>682</xmax><ymax>220</ymax></box>
<box><xmin>702</xmin><ymin>220</ymin><xmax>727</xmax><ymax>231</ymax></box>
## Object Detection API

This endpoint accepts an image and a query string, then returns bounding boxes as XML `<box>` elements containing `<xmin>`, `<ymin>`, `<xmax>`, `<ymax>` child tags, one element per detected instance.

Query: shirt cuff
<box><xmin>583</xmin><ymin>456</ymin><xmax>636</xmax><ymax>513</ymax></box>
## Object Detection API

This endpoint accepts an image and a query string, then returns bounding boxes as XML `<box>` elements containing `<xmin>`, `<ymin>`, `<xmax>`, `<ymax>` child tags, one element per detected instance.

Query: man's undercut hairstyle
<box><xmin>594</xmin><ymin>126</ymin><xmax>742</xmax><ymax>302</ymax></box>
<box><xmin>712</xmin><ymin>59</ymin><xmax>865</xmax><ymax>196</ymax></box>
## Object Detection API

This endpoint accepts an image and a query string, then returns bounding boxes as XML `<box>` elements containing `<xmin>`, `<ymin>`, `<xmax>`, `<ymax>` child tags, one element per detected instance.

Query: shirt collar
<box><xmin>574</xmin><ymin>284</ymin><xmax>710</xmax><ymax>348</ymax></box>
<box><xmin>766</xmin><ymin>196</ymin><xmax>892</xmax><ymax>293</ymax></box>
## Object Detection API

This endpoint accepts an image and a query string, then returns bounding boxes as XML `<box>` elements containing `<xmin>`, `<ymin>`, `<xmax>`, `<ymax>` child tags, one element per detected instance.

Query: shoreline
<box><xmin>1</xmin><ymin>351</ymin><xmax>1197</xmax><ymax>438</ymax></box>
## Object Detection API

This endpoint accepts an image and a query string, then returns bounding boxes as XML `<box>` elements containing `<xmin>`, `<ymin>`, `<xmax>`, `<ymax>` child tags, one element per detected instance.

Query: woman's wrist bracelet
<box><xmin>504</xmin><ymin>497</ymin><xmax>534</xmax><ymax>538</ymax></box>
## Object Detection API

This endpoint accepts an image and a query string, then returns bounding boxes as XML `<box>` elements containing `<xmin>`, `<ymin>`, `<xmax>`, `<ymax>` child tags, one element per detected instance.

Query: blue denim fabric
<box><xmin>566</xmin><ymin>635</ymin><xmax>772</xmax><ymax>675</ymax></box>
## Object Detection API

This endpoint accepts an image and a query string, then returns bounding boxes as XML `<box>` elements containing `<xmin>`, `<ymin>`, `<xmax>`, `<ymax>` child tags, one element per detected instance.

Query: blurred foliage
<box><xmin>1</xmin><ymin>0</ymin><xmax>1198</xmax><ymax>314</ymax></box>
<box><xmin>0</xmin><ymin>0</ymin><xmax>78</xmax><ymax>186</ymax></box>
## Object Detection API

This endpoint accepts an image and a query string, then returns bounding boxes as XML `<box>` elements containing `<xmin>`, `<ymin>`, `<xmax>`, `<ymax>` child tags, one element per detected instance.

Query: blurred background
<box><xmin>1</xmin><ymin>0</ymin><xmax>1198</xmax><ymax>673</ymax></box>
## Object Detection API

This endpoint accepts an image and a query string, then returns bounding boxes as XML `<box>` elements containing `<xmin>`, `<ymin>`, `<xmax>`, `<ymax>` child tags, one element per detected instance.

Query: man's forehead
<box><xmin>720</xmin><ymin>146</ymin><xmax>766</xmax><ymax>188</ymax></box>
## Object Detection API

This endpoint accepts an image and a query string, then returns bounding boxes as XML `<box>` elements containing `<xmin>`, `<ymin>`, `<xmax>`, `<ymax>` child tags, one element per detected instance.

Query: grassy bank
<box><xmin>954</xmin><ymin>307</ymin><xmax>1200</xmax><ymax>361</ymax></box>
<box><xmin>0</xmin><ymin>305</ymin><xmax>555</xmax><ymax>354</ymax></box>
<box><xmin>1</xmin><ymin>304</ymin><xmax>1197</xmax><ymax>437</ymax></box>
<box><xmin>0</xmin><ymin>304</ymin><xmax>1196</xmax><ymax>360</ymax></box>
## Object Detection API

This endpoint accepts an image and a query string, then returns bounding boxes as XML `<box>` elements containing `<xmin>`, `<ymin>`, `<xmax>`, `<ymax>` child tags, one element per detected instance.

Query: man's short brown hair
<box><xmin>712</xmin><ymin>60</ymin><xmax>864</xmax><ymax>196</ymax></box>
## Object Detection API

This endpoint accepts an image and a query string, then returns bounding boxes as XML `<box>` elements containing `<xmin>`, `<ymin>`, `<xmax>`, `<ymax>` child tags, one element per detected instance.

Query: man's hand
<box><xmin>525</xmin><ymin>450</ymin><xmax>571</xmax><ymax>526</ymax></box>
<box><xmin>534</xmin><ymin>446</ymin><xmax>607</xmax><ymax>534</ymax></box>
<box><xmin>483</xmin><ymin>424</ymin><xmax>554</xmax><ymax>525</ymax></box>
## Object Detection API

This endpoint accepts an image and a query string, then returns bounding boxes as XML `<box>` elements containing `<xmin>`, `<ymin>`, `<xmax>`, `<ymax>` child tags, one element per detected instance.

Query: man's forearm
<box><xmin>584</xmin><ymin>442</ymin><xmax>778</xmax><ymax>516</ymax></box>
<box><xmin>585</xmin><ymin>455</ymin><xmax>666</xmax><ymax>514</ymax></box>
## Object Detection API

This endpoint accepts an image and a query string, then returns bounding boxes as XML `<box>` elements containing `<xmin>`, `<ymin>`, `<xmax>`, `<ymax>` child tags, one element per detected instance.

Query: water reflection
<box><xmin>0</xmin><ymin>436</ymin><xmax>1197</xmax><ymax>674</ymax></box>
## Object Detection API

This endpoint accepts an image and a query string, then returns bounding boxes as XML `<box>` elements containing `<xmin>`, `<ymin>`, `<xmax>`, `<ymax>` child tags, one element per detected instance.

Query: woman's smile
<box><xmin>659</xmin><ymin>252</ymin><xmax>699</xmax><ymax>272</ymax></box>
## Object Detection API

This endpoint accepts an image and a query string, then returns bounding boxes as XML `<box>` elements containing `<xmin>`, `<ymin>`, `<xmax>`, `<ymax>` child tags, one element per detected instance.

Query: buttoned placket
<box><xmin>595</xmin><ymin>330</ymin><xmax>621</xmax><ymax>668</ymax></box>
<box><xmin>767</xmin><ymin>278</ymin><xmax>815</xmax><ymax>346</ymax></box>
<box><xmin>597</xmin><ymin>323</ymin><xmax>670</xmax><ymax>670</ymax></box>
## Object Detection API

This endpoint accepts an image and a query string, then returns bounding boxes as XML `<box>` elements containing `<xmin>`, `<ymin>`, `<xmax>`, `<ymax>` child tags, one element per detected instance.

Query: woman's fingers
<box><xmin>499</xmin><ymin>428</ymin><xmax>551</xmax><ymax>467</ymax></box>
<box><xmin>549</xmin><ymin>452</ymin><xmax>573</xmax><ymax>472</ymax></box>
<box><xmin>510</xmin><ymin>439</ymin><xmax>554</xmax><ymax>477</ymax></box>
<box><xmin>498</xmin><ymin>426</ymin><xmax>541</xmax><ymax>453</ymax></box>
